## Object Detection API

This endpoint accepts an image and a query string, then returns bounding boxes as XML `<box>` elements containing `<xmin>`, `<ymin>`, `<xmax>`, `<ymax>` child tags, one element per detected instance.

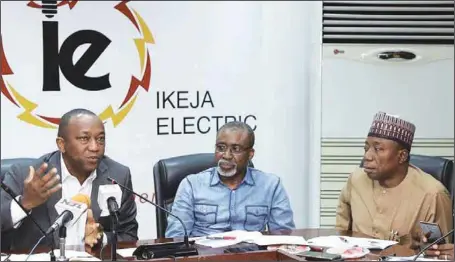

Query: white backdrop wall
<box><xmin>1</xmin><ymin>1</ymin><xmax>323</xmax><ymax>239</ymax></box>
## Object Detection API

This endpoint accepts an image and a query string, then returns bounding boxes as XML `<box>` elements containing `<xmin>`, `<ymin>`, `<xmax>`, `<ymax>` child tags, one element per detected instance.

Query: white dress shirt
<box><xmin>10</xmin><ymin>154</ymin><xmax>107</xmax><ymax>246</ymax></box>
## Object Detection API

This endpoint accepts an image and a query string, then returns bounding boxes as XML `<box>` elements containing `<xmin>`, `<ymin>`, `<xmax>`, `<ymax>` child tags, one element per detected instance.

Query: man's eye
<box><xmin>232</xmin><ymin>146</ymin><xmax>241</xmax><ymax>152</ymax></box>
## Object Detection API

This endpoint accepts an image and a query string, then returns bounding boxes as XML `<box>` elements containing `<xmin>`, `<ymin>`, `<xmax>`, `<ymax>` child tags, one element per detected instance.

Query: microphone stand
<box><xmin>110</xmin><ymin>212</ymin><xmax>119</xmax><ymax>261</ymax></box>
<box><xmin>50</xmin><ymin>240</ymin><xmax>56</xmax><ymax>261</ymax></box>
<box><xmin>106</xmin><ymin>177</ymin><xmax>198</xmax><ymax>260</ymax></box>
<box><xmin>57</xmin><ymin>226</ymin><xmax>69</xmax><ymax>261</ymax></box>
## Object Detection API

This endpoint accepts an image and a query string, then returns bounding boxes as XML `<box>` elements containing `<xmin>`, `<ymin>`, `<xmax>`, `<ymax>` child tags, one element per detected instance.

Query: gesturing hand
<box><xmin>85</xmin><ymin>209</ymin><xmax>103</xmax><ymax>248</ymax></box>
<box><xmin>21</xmin><ymin>162</ymin><xmax>62</xmax><ymax>211</ymax></box>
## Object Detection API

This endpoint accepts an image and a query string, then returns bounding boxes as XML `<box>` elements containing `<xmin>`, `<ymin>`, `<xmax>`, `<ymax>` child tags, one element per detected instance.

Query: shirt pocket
<box><xmin>244</xmin><ymin>205</ymin><xmax>269</xmax><ymax>231</ymax></box>
<box><xmin>194</xmin><ymin>203</ymin><xmax>218</xmax><ymax>226</ymax></box>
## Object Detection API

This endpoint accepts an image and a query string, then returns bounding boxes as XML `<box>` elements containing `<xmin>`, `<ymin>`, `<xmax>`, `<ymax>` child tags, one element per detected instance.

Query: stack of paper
<box><xmin>0</xmin><ymin>250</ymin><xmax>100</xmax><ymax>261</ymax></box>
<box><xmin>306</xmin><ymin>235</ymin><xmax>397</xmax><ymax>250</ymax></box>
<box><xmin>194</xmin><ymin>230</ymin><xmax>308</xmax><ymax>248</ymax></box>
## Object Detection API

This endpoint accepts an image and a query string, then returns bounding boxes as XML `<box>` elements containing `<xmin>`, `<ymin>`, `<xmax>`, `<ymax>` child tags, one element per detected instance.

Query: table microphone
<box><xmin>97</xmin><ymin>185</ymin><xmax>122</xmax><ymax>261</ymax></box>
<box><xmin>0</xmin><ymin>181</ymin><xmax>56</xmax><ymax>261</ymax></box>
<box><xmin>412</xmin><ymin>228</ymin><xmax>454</xmax><ymax>261</ymax></box>
<box><xmin>106</xmin><ymin>176</ymin><xmax>198</xmax><ymax>260</ymax></box>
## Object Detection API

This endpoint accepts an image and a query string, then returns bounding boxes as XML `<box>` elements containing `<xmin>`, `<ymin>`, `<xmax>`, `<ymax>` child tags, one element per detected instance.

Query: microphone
<box><xmin>108</xmin><ymin>197</ymin><xmax>119</xmax><ymax>215</ymax></box>
<box><xmin>412</xmin><ymin>229</ymin><xmax>455</xmax><ymax>261</ymax></box>
<box><xmin>0</xmin><ymin>181</ymin><xmax>56</xmax><ymax>261</ymax></box>
<box><xmin>45</xmin><ymin>194</ymin><xmax>90</xmax><ymax>236</ymax></box>
<box><xmin>98</xmin><ymin>185</ymin><xmax>122</xmax><ymax>217</ymax></box>
<box><xmin>47</xmin><ymin>194</ymin><xmax>90</xmax><ymax>262</ymax></box>
<box><xmin>98</xmin><ymin>185</ymin><xmax>122</xmax><ymax>261</ymax></box>
<box><xmin>45</xmin><ymin>211</ymin><xmax>74</xmax><ymax>236</ymax></box>
<box><xmin>106</xmin><ymin>176</ymin><xmax>198</xmax><ymax>260</ymax></box>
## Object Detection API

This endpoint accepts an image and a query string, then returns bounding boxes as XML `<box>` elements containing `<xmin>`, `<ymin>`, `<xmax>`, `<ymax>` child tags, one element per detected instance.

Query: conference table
<box><xmin>16</xmin><ymin>228</ymin><xmax>416</xmax><ymax>261</ymax></box>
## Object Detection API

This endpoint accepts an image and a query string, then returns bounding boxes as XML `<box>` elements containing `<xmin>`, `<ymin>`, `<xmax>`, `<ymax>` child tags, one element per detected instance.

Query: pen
<box><xmin>206</xmin><ymin>236</ymin><xmax>236</xmax><ymax>240</ymax></box>
<box><xmin>309</xmin><ymin>246</ymin><xmax>324</xmax><ymax>252</ymax></box>
<box><xmin>339</xmin><ymin>236</ymin><xmax>349</xmax><ymax>243</ymax></box>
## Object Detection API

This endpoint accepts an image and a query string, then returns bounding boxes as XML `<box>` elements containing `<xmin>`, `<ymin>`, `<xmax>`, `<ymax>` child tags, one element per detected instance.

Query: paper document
<box><xmin>116</xmin><ymin>248</ymin><xmax>137</xmax><ymax>258</ymax></box>
<box><xmin>253</xmin><ymin>235</ymin><xmax>307</xmax><ymax>246</ymax></box>
<box><xmin>195</xmin><ymin>230</ymin><xmax>263</xmax><ymax>248</ymax></box>
<box><xmin>51</xmin><ymin>249</ymin><xmax>100</xmax><ymax>261</ymax></box>
<box><xmin>0</xmin><ymin>250</ymin><xmax>100</xmax><ymax>261</ymax></box>
<box><xmin>386</xmin><ymin>255</ymin><xmax>451</xmax><ymax>261</ymax></box>
<box><xmin>306</xmin><ymin>235</ymin><xmax>397</xmax><ymax>250</ymax></box>
<box><xmin>195</xmin><ymin>230</ymin><xmax>308</xmax><ymax>248</ymax></box>
<box><xmin>0</xmin><ymin>253</ymin><xmax>50</xmax><ymax>261</ymax></box>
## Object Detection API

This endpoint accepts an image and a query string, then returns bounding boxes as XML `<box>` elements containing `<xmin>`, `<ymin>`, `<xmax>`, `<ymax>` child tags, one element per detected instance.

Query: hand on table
<box><xmin>421</xmin><ymin>236</ymin><xmax>454</xmax><ymax>260</ymax></box>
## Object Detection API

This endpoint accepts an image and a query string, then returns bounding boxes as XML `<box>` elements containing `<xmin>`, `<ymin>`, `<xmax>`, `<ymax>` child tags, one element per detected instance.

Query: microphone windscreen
<box><xmin>54</xmin><ymin>194</ymin><xmax>90</xmax><ymax>229</ymax></box>
<box><xmin>71</xmin><ymin>193</ymin><xmax>91</xmax><ymax>209</ymax></box>
<box><xmin>98</xmin><ymin>184</ymin><xmax>122</xmax><ymax>217</ymax></box>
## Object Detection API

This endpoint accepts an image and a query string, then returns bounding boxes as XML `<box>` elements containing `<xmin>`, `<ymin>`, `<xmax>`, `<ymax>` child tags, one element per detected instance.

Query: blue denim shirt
<box><xmin>165</xmin><ymin>167</ymin><xmax>295</xmax><ymax>237</ymax></box>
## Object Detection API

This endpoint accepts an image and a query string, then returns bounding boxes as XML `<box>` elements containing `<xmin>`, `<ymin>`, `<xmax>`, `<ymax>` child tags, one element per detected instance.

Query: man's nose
<box><xmin>364</xmin><ymin>149</ymin><xmax>373</xmax><ymax>161</ymax></box>
<box><xmin>223</xmin><ymin>149</ymin><xmax>233</xmax><ymax>159</ymax></box>
<box><xmin>88</xmin><ymin>139</ymin><xmax>100</xmax><ymax>151</ymax></box>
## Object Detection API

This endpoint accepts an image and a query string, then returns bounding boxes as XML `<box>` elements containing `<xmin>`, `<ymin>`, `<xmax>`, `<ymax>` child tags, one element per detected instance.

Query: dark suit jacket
<box><xmin>0</xmin><ymin>151</ymin><xmax>138</xmax><ymax>251</ymax></box>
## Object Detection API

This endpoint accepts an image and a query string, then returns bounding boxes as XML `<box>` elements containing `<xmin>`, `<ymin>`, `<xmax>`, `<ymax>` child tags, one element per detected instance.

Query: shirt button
<box><xmin>382</xmin><ymin>190</ymin><xmax>386</xmax><ymax>194</ymax></box>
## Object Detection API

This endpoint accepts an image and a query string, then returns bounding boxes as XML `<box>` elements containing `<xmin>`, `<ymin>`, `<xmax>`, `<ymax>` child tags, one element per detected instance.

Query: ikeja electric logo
<box><xmin>1</xmin><ymin>0</ymin><xmax>154</xmax><ymax>128</ymax></box>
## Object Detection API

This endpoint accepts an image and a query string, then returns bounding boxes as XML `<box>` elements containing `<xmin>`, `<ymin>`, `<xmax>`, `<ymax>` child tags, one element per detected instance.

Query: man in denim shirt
<box><xmin>165</xmin><ymin>121</ymin><xmax>295</xmax><ymax>237</ymax></box>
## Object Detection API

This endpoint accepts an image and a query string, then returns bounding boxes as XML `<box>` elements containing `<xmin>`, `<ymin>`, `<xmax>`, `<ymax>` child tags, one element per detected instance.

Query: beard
<box><xmin>217</xmin><ymin>159</ymin><xmax>237</xmax><ymax>177</ymax></box>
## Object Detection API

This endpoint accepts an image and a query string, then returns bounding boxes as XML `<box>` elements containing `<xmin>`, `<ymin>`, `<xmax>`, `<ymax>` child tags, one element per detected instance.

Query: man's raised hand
<box><xmin>20</xmin><ymin>162</ymin><xmax>62</xmax><ymax>210</ymax></box>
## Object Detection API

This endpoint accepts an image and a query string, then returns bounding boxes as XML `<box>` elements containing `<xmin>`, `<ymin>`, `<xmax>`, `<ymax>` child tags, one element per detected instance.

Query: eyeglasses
<box><xmin>215</xmin><ymin>144</ymin><xmax>251</xmax><ymax>155</ymax></box>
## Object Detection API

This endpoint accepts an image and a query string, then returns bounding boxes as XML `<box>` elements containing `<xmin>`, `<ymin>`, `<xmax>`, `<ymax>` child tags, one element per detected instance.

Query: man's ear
<box><xmin>56</xmin><ymin>137</ymin><xmax>65</xmax><ymax>153</ymax></box>
<box><xmin>398</xmin><ymin>149</ymin><xmax>409</xmax><ymax>164</ymax></box>
<box><xmin>248</xmin><ymin>148</ymin><xmax>255</xmax><ymax>161</ymax></box>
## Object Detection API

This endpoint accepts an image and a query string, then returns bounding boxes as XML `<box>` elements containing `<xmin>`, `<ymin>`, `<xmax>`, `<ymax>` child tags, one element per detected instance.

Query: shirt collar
<box><xmin>210</xmin><ymin>167</ymin><xmax>255</xmax><ymax>187</ymax></box>
<box><xmin>60</xmin><ymin>153</ymin><xmax>97</xmax><ymax>183</ymax></box>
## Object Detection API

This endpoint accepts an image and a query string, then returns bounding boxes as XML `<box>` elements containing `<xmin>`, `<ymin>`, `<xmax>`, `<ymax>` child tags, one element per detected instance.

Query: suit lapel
<box><xmin>45</xmin><ymin>152</ymin><xmax>63</xmax><ymax>225</ymax></box>
<box><xmin>43</xmin><ymin>151</ymin><xmax>63</xmax><ymax>244</ymax></box>
<box><xmin>91</xmin><ymin>159</ymin><xmax>108</xmax><ymax>220</ymax></box>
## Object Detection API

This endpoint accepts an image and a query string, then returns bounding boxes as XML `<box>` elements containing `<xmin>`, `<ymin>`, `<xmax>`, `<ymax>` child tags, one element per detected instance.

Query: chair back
<box><xmin>408</xmin><ymin>155</ymin><xmax>453</xmax><ymax>196</ymax></box>
<box><xmin>153</xmin><ymin>153</ymin><xmax>253</xmax><ymax>238</ymax></box>
<box><xmin>1</xmin><ymin>158</ymin><xmax>37</xmax><ymax>181</ymax></box>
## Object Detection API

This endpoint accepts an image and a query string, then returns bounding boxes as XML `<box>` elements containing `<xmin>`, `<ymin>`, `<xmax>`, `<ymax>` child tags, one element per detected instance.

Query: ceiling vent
<box><xmin>323</xmin><ymin>0</ymin><xmax>455</xmax><ymax>45</ymax></box>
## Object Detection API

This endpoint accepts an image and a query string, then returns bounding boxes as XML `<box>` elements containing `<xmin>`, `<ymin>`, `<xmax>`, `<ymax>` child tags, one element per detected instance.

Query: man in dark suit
<box><xmin>0</xmin><ymin>108</ymin><xmax>138</xmax><ymax>251</ymax></box>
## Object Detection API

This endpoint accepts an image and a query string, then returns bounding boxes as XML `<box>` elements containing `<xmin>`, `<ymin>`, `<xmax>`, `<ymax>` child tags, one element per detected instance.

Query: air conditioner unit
<box><xmin>320</xmin><ymin>1</ymin><xmax>454</xmax><ymax>227</ymax></box>
<box><xmin>323</xmin><ymin>0</ymin><xmax>454</xmax><ymax>45</ymax></box>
